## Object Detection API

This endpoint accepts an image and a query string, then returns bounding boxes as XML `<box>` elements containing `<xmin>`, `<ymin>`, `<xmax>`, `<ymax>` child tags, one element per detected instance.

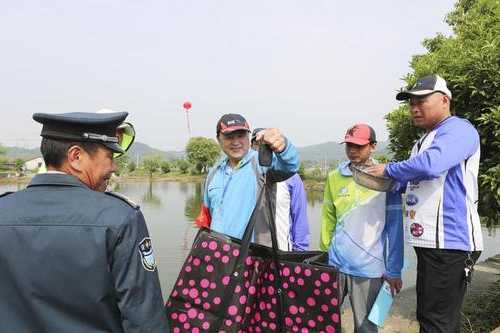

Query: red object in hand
<box><xmin>195</xmin><ymin>204</ymin><xmax>211</xmax><ymax>228</ymax></box>
<box><xmin>183</xmin><ymin>101</ymin><xmax>192</xmax><ymax>110</ymax></box>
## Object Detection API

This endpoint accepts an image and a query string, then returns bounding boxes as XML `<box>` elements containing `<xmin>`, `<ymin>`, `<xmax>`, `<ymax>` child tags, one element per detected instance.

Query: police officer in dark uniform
<box><xmin>0</xmin><ymin>112</ymin><xmax>169</xmax><ymax>333</ymax></box>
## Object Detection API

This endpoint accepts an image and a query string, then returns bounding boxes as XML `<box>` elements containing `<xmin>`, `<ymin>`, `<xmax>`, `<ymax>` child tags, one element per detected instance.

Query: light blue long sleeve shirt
<box><xmin>203</xmin><ymin>141</ymin><xmax>300</xmax><ymax>240</ymax></box>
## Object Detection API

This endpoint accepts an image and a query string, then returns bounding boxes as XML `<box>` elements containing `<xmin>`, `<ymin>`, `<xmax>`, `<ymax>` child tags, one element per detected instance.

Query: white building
<box><xmin>24</xmin><ymin>157</ymin><xmax>45</xmax><ymax>172</ymax></box>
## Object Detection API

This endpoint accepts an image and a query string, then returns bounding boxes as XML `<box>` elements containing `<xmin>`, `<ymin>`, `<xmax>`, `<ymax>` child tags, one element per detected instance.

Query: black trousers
<box><xmin>414</xmin><ymin>247</ymin><xmax>480</xmax><ymax>333</ymax></box>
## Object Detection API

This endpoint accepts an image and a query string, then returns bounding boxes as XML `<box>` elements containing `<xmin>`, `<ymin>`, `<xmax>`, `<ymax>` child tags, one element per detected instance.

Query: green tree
<box><xmin>185</xmin><ymin>137</ymin><xmax>220</xmax><ymax>174</ymax></box>
<box><xmin>160</xmin><ymin>161</ymin><xmax>171</xmax><ymax>174</ymax></box>
<box><xmin>175</xmin><ymin>159</ymin><xmax>191</xmax><ymax>174</ymax></box>
<box><xmin>385</xmin><ymin>106</ymin><xmax>423</xmax><ymax>160</ymax></box>
<box><xmin>0</xmin><ymin>144</ymin><xmax>7</xmax><ymax>171</ymax></box>
<box><xmin>307</xmin><ymin>167</ymin><xmax>325</xmax><ymax>181</ymax></box>
<box><xmin>142</xmin><ymin>155</ymin><xmax>163</xmax><ymax>178</ymax></box>
<box><xmin>385</xmin><ymin>0</ymin><xmax>499</xmax><ymax>226</ymax></box>
<box><xmin>114</xmin><ymin>155</ymin><xmax>130</xmax><ymax>176</ymax></box>
<box><xmin>298</xmin><ymin>163</ymin><xmax>306</xmax><ymax>180</ymax></box>
<box><xmin>128</xmin><ymin>160</ymin><xmax>137</xmax><ymax>173</ymax></box>
<box><xmin>373</xmin><ymin>154</ymin><xmax>390</xmax><ymax>164</ymax></box>
<box><xmin>14</xmin><ymin>158</ymin><xmax>24</xmax><ymax>176</ymax></box>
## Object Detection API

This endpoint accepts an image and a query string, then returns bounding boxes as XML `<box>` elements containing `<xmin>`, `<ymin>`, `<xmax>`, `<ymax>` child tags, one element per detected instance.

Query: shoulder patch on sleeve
<box><xmin>105</xmin><ymin>191</ymin><xmax>140</xmax><ymax>209</ymax></box>
<box><xmin>138</xmin><ymin>237</ymin><xmax>157</xmax><ymax>272</ymax></box>
<box><xmin>0</xmin><ymin>191</ymin><xmax>14</xmax><ymax>198</ymax></box>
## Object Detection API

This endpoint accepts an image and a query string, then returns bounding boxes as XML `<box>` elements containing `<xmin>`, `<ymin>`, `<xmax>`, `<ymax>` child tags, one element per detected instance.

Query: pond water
<box><xmin>1</xmin><ymin>181</ymin><xmax>498</xmax><ymax>300</ymax></box>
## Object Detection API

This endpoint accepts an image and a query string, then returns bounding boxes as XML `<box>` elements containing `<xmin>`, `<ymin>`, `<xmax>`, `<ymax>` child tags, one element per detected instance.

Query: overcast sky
<box><xmin>0</xmin><ymin>0</ymin><xmax>455</xmax><ymax>151</ymax></box>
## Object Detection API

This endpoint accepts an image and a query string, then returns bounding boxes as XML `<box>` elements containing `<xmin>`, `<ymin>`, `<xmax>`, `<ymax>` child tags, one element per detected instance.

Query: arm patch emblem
<box><xmin>138</xmin><ymin>237</ymin><xmax>157</xmax><ymax>272</ymax></box>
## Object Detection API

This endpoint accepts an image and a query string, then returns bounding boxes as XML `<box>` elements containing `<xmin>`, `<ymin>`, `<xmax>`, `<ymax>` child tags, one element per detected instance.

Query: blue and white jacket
<box><xmin>275</xmin><ymin>174</ymin><xmax>310</xmax><ymax>251</ymax></box>
<box><xmin>386</xmin><ymin>116</ymin><xmax>483</xmax><ymax>251</ymax></box>
<box><xmin>320</xmin><ymin>161</ymin><xmax>404</xmax><ymax>279</ymax></box>
<box><xmin>197</xmin><ymin>141</ymin><xmax>300</xmax><ymax>243</ymax></box>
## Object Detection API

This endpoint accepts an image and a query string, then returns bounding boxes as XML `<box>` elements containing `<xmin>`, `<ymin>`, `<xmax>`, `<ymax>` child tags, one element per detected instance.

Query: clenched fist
<box><xmin>254</xmin><ymin>128</ymin><xmax>286</xmax><ymax>153</ymax></box>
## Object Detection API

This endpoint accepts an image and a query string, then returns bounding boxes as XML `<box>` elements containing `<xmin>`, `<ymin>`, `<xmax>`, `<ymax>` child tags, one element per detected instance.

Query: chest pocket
<box><xmin>207</xmin><ymin>182</ymin><xmax>223</xmax><ymax>207</ymax></box>
<box><xmin>206</xmin><ymin>158</ymin><xmax>260</xmax><ymax>209</ymax></box>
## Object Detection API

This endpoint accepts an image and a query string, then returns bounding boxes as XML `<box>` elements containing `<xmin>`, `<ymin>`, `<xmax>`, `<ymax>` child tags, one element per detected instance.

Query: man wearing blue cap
<box><xmin>0</xmin><ymin>112</ymin><xmax>169</xmax><ymax>332</ymax></box>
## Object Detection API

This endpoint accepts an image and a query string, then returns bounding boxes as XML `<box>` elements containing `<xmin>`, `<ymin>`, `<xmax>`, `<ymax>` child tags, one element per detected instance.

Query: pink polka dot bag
<box><xmin>166</xmin><ymin>180</ymin><xmax>341</xmax><ymax>333</ymax></box>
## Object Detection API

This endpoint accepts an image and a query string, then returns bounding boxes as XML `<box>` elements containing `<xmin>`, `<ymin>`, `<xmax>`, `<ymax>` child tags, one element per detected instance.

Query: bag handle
<box><xmin>215</xmin><ymin>170</ymin><xmax>286</xmax><ymax>332</ymax></box>
<box><xmin>262</xmin><ymin>173</ymin><xmax>286</xmax><ymax>332</ymax></box>
<box><xmin>240</xmin><ymin>172</ymin><xmax>286</xmax><ymax>331</ymax></box>
<box><xmin>230</xmin><ymin>172</ymin><xmax>269</xmax><ymax>271</ymax></box>
<box><xmin>212</xmin><ymin>172</ymin><xmax>270</xmax><ymax>331</ymax></box>
<box><xmin>232</xmin><ymin>169</ymin><xmax>286</xmax><ymax>269</ymax></box>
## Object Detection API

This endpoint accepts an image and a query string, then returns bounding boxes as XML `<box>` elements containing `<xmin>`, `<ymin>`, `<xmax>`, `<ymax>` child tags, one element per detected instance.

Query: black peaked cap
<box><xmin>33</xmin><ymin>112</ymin><xmax>129</xmax><ymax>153</ymax></box>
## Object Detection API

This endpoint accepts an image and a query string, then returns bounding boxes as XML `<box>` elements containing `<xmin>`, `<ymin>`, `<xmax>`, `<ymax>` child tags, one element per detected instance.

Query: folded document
<box><xmin>368</xmin><ymin>281</ymin><xmax>394</xmax><ymax>327</ymax></box>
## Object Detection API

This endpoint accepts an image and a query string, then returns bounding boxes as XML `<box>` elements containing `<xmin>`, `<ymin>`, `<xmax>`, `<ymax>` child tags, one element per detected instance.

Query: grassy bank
<box><xmin>0</xmin><ymin>177</ymin><xmax>30</xmax><ymax>185</ymax></box>
<box><xmin>0</xmin><ymin>173</ymin><xmax>204</xmax><ymax>187</ymax></box>
<box><xmin>461</xmin><ymin>279</ymin><xmax>500</xmax><ymax>332</ymax></box>
<box><xmin>303</xmin><ymin>179</ymin><xmax>325</xmax><ymax>192</ymax></box>
<box><xmin>115</xmin><ymin>172</ymin><xmax>203</xmax><ymax>183</ymax></box>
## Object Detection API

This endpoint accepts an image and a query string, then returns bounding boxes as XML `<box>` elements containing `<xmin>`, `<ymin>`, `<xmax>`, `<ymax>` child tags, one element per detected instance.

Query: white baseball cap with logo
<box><xmin>396</xmin><ymin>74</ymin><xmax>452</xmax><ymax>101</ymax></box>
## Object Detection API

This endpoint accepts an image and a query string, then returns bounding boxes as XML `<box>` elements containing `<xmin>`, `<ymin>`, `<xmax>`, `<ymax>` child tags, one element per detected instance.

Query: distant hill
<box><xmin>298</xmin><ymin>141</ymin><xmax>390</xmax><ymax>163</ymax></box>
<box><xmin>3</xmin><ymin>142</ymin><xmax>184</xmax><ymax>162</ymax></box>
<box><xmin>4</xmin><ymin>146</ymin><xmax>40</xmax><ymax>160</ymax></box>
<box><xmin>126</xmin><ymin>142</ymin><xmax>185</xmax><ymax>162</ymax></box>
<box><xmin>3</xmin><ymin>140</ymin><xmax>389</xmax><ymax>163</ymax></box>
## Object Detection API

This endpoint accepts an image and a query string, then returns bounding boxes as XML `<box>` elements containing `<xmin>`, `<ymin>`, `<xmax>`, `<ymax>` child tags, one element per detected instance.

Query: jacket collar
<box><xmin>216</xmin><ymin>149</ymin><xmax>257</xmax><ymax>171</ymax></box>
<box><xmin>430</xmin><ymin>115</ymin><xmax>454</xmax><ymax>132</ymax></box>
<box><xmin>338</xmin><ymin>159</ymin><xmax>378</xmax><ymax>177</ymax></box>
<box><xmin>28</xmin><ymin>173</ymin><xmax>89</xmax><ymax>189</ymax></box>
<box><xmin>338</xmin><ymin>161</ymin><xmax>353</xmax><ymax>177</ymax></box>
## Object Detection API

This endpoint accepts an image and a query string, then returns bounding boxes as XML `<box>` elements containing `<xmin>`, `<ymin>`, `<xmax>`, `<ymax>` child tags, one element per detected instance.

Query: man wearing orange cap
<box><xmin>320</xmin><ymin>123</ymin><xmax>403</xmax><ymax>332</ymax></box>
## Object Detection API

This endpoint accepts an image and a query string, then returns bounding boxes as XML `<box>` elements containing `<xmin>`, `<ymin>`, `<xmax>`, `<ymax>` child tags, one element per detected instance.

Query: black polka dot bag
<box><xmin>166</xmin><ymin>177</ymin><xmax>341</xmax><ymax>333</ymax></box>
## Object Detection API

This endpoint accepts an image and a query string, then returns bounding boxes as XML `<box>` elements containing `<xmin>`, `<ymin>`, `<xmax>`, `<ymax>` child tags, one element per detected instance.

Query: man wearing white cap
<box><xmin>367</xmin><ymin>74</ymin><xmax>483</xmax><ymax>332</ymax></box>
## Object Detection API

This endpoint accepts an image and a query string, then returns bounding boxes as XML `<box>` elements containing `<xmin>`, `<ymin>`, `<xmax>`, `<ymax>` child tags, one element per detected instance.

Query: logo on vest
<box><xmin>409</xmin><ymin>180</ymin><xmax>420</xmax><ymax>190</ymax></box>
<box><xmin>406</xmin><ymin>194</ymin><xmax>419</xmax><ymax>206</ymax></box>
<box><xmin>410</xmin><ymin>223</ymin><xmax>424</xmax><ymax>237</ymax></box>
<box><xmin>338</xmin><ymin>187</ymin><xmax>349</xmax><ymax>197</ymax></box>
<box><xmin>138</xmin><ymin>237</ymin><xmax>157</xmax><ymax>272</ymax></box>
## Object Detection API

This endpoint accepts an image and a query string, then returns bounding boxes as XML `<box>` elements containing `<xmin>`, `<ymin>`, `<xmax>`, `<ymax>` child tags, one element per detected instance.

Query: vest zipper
<box><xmin>435</xmin><ymin>198</ymin><xmax>441</xmax><ymax>248</ymax></box>
<box><xmin>464</xmin><ymin>158</ymin><xmax>477</xmax><ymax>251</ymax></box>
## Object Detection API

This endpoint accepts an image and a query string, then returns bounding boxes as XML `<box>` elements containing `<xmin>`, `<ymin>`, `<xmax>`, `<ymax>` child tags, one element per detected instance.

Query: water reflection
<box><xmin>142</xmin><ymin>181</ymin><xmax>162</xmax><ymax>206</ymax></box>
<box><xmin>184</xmin><ymin>182</ymin><xmax>203</xmax><ymax>221</ymax></box>
<box><xmin>178</xmin><ymin>182</ymin><xmax>189</xmax><ymax>195</ymax></box>
<box><xmin>306</xmin><ymin>189</ymin><xmax>323</xmax><ymax>207</ymax></box>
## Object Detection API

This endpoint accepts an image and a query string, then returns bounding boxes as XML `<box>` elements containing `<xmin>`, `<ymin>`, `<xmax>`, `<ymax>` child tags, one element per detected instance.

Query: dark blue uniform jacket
<box><xmin>0</xmin><ymin>173</ymin><xmax>169</xmax><ymax>333</ymax></box>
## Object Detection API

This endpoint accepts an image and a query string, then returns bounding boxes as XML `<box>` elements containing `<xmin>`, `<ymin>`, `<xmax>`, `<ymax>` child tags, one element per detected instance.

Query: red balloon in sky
<box><xmin>183</xmin><ymin>101</ymin><xmax>192</xmax><ymax>110</ymax></box>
